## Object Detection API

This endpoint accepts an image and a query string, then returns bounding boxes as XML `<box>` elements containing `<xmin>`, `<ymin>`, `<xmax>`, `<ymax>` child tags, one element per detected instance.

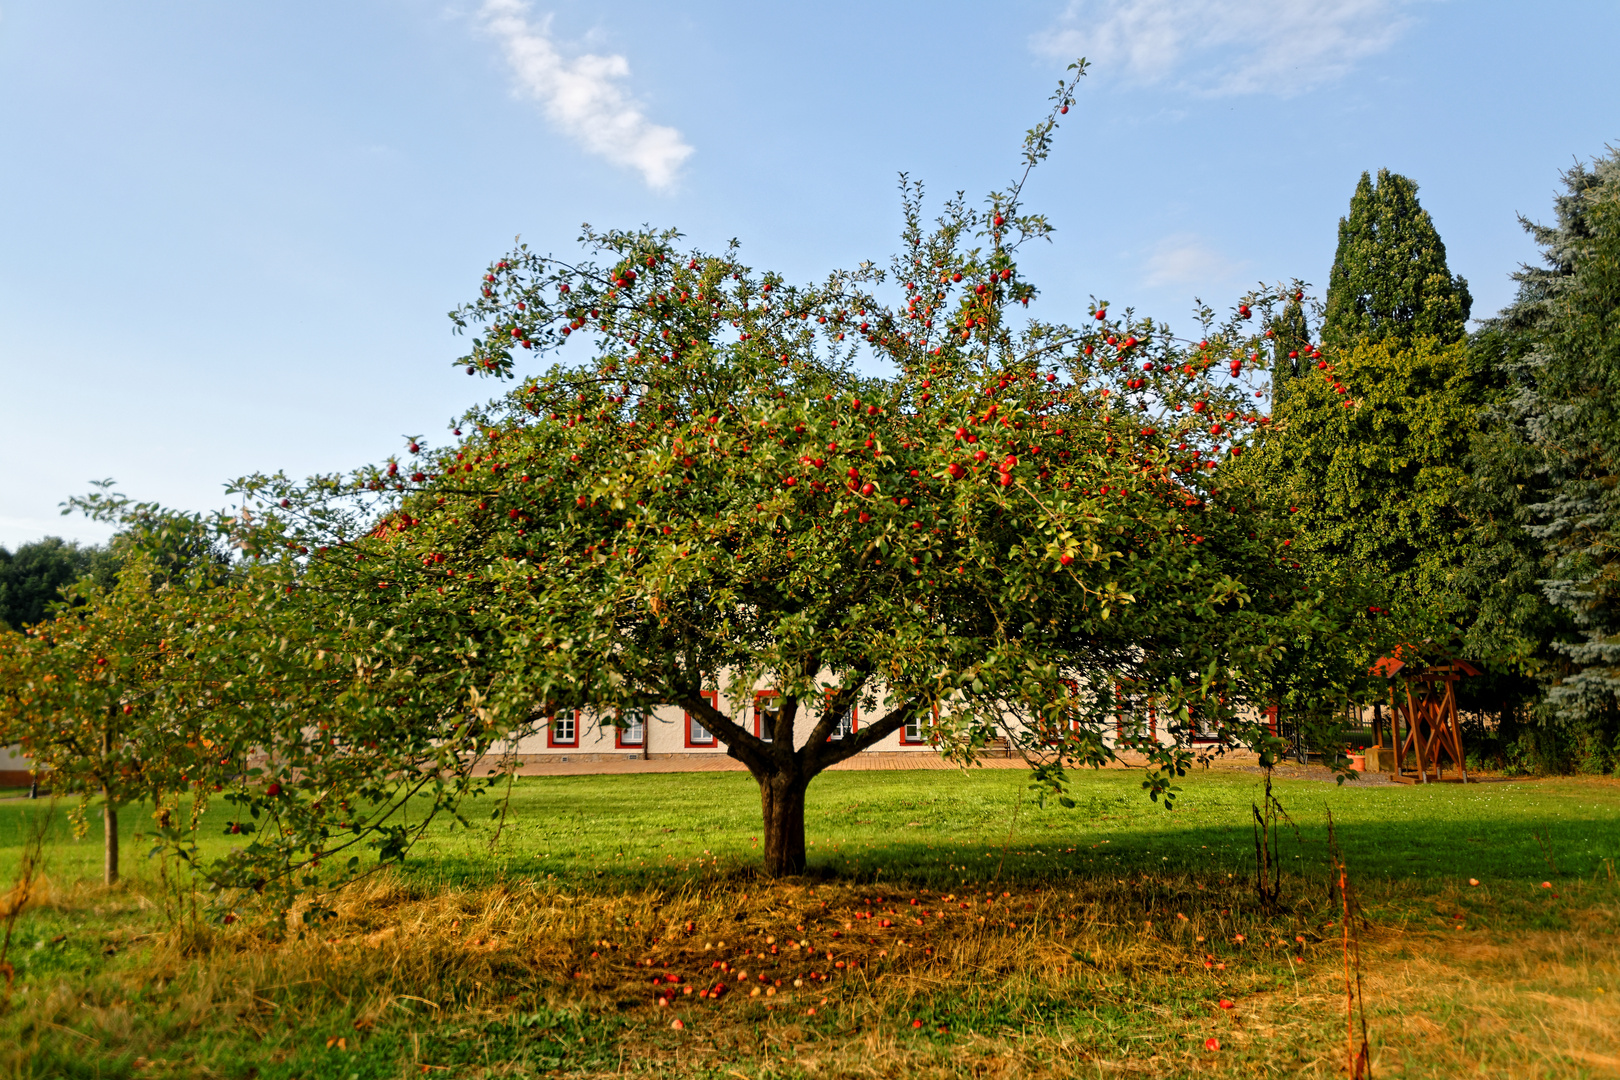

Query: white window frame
<box><xmin>619</xmin><ymin>710</ymin><xmax>645</xmax><ymax>747</ymax></box>
<box><xmin>549</xmin><ymin>711</ymin><xmax>577</xmax><ymax>747</ymax></box>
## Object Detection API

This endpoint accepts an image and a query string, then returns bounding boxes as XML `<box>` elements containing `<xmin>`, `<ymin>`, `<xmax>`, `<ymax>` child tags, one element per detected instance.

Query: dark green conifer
<box><xmin>1486</xmin><ymin>150</ymin><xmax>1620</xmax><ymax>727</ymax></box>
<box><xmin>1323</xmin><ymin>169</ymin><xmax>1472</xmax><ymax>349</ymax></box>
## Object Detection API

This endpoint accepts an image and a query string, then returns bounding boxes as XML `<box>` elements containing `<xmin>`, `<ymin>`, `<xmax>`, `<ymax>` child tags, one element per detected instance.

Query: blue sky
<box><xmin>2</xmin><ymin>0</ymin><xmax>1616</xmax><ymax>548</ymax></box>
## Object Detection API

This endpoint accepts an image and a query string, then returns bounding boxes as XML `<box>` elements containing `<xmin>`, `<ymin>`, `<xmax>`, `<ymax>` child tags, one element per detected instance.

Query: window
<box><xmin>547</xmin><ymin>710</ymin><xmax>579</xmax><ymax>748</ymax></box>
<box><xmin>684</xmin><ymin>691</ymin><xmax>719</xmax><ymax>748</ymax></box>
<box><xmin>1115</xmin><ymin>689</ymin><xmax>1155</xmax><ymax>745</ymax></box>
<box><xmin>1187</xmin><ymin>701</ymin><xmax>1223</xmax><ymax>744</ymax></box>
<box><xmin>824</xmin><ymin>690</ymin><xmax>857</xmax><ymax>741</ymax></box>
<box><xmin>754</xmin><ymin>691</ymin><xmax>781</xmax><ymax>743</ymax></box>
<box><xmin>616</xmin><ymin>709</ymin><xmax>646</xmax><ymax>749</ymax></box>
<box><xmin>901</xmin><ymin>703</ymin><xmax>939</xmax><ymax>746</ymax></box>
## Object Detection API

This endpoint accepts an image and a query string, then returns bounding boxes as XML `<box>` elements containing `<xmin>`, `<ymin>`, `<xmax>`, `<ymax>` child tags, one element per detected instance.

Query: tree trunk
<box><xmin>103</xmin><ymin>796</ymin><xmax>119</xmax><ymax>886</ymax></box>
<box><xmin>759</xmin><ymin>770</ymin><xmax>809</xmax><ymax>876</ymax></box>
<box><xmin>102</xmin><ymin>720</ymin><xmax>119</xmax><ymax>886</ymax></box>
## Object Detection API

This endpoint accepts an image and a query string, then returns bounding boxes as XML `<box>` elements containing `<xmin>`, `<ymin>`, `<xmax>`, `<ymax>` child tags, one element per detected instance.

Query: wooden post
<box><xmin>1407</xmin><ymin>682</ymin><xmax>1429</xmax><ymax>783</ymax></box>
<box><xmin>1387</xmin><ymin>684</ymin><xmax>1399</xmax><ymax>779</ymax></box>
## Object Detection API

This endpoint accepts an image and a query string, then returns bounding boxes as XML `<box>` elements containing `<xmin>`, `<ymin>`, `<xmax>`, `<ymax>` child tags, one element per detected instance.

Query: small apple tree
<box><xmin>0</xmin><ymin>546</ymin><xmax>234</xmax><ymax>885</ymax></box>
<box><xmin>45</xmin><ymin>493</ymin><xmax>522</xmax><ymax>915</ymax></box>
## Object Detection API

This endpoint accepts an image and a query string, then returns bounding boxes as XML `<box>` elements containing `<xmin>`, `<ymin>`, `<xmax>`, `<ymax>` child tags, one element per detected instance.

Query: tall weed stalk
<box><xmin>1252</xmin><ymin>764</ymin><xmax>1296</xmax><ymax>913</ymax></box>
<box><xmin>1327</xmin><ymin>810</ymin><xmax>1371</xmax><ymax>1078</ymax></box>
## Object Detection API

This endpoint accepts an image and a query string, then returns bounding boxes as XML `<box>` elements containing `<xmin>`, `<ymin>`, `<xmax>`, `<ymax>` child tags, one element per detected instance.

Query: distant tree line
<box><xmin>0</xmin><ymin>537</ymin><xmax>119</xmax><ymax>631</ymax></box>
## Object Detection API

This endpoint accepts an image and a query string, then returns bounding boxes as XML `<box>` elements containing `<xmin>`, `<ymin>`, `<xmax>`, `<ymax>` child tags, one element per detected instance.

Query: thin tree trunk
<box><xmin>759</xmin><ymin>771</ymin><xmax>809</xmax><ymax>876</ymax></box>
<box><xmin>102</xmin><ymin>718</ymin><xmax>119</xmax><ymax>886</ymax></box>
<box><xmin>103</xmin><ymin>794</ymin><xmax>119</xmax><ymax>886</ymax></box>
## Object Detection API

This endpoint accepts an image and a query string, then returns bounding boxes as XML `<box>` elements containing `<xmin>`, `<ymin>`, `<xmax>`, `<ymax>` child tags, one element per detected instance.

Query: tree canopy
<box><xmin>0</xmin><ymin>537</ymin><xmax>116</xmax><ymax>631</ymax></box>
<box><xmin>1322</xmin><ymin>169</ymin><xmax>1472</xmax><ymax>350</ymax></box>
<box><xmin>226</xmin><ymin>82</ymin><xmax>1380</xmax><ymax>876</ymax></box>
<box><xmin>1232</xmin><ymin>336</ymin><xmax>1490</xmax><ymax>625</ymax></box>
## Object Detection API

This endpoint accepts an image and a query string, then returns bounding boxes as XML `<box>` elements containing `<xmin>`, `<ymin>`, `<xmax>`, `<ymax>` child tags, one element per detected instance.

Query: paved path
<box><xmin>483</xmin><ymin>750</ymin><xmax>1311</xmax><ymax>779</ymax></box>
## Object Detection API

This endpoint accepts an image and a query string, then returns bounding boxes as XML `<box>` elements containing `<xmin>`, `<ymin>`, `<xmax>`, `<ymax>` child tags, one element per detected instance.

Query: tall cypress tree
<box><xmin>1322</xmin><ymin>169</ymin><xmax>1472</xmax><ymax>349</ymax></box>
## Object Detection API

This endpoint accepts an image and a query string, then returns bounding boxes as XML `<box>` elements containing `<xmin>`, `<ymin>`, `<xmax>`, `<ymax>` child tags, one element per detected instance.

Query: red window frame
<box><xmin>615</xmin><ymin>708</ymin><xmax>646</xmax><ymax>749</ymax></box>
<box><xmin>684</xmin><ymin>691</ymin><xmax>719</xmax><ymax>748</ymax></box>
<box><xmin>754</xmin><ymin>691</ymin><xmax>781</xmax><ymax>742</ymax></box>
<box><xmin>900</xmin><ymin>702</ymin><xmax>939</xmax><ymax>746</ymax></box>
<box><xmin>546</xmin><ymin>709</ymin><xmax>580</xmax><ymax>748</ymax></box>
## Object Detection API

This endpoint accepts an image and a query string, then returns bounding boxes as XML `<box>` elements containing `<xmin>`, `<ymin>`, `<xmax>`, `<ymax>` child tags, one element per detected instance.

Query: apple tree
<box><xmin>231</xmin><ymin>65</ymin><xmax>1386</xmax><ymax>877</ymax></box>
<box><xmin>0</xmin><ymin>544</ymin><xmax>235</xmax><ymax>885</ymax></box>
<box><xmin>40</xmin><ymin>492</ymin><xmax>527</xmax><ymax>916</ymax></box>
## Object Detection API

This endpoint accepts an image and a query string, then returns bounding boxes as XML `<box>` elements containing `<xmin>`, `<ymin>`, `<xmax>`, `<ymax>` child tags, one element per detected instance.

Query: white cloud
<box><xmin>479</xmin><ymin>0</ymin><xmax>693</xmax><ymax>189</ymax></box>
<box><xmin>1033</xmin><ymin>0</ymin><xmax>1416</xmax><ymax>97</ymax></box>
<box><xmin>1142</xmin><ymin>234</ymin><xmax>1246</xmax><ymax>289</ymax></box>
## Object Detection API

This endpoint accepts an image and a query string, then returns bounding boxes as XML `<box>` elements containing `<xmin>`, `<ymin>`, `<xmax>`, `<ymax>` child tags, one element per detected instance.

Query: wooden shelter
<box><xmin>1369</xmin><ymin>652</ymin><xmax>1480</xmax><ymax>784</ymax></box>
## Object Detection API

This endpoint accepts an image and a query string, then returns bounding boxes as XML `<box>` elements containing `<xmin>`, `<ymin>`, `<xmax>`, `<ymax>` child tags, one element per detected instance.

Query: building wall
<box><xmin>499</xmin><ymin>687</ymin><xmax>943</xmax><ymax>761</ymax></box>
<box><xmin>1</xmin><ymin>744</ymin><xmax>34</xmax><ymax>788</ymax></box>
<box><xmin>491</xmin><ymin>684</ymin><xmax>1255</xmax><ymax>761</ymax></box>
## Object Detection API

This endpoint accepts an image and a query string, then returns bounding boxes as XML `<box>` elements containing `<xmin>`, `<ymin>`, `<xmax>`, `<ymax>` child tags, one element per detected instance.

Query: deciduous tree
<box><xmin>233</xmin><ymin>69</ymin><xmax>1381</xmax><ymax>877</ymax></box>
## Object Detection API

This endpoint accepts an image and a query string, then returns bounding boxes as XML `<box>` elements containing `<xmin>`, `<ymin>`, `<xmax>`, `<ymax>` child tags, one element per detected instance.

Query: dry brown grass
<box><xmin>5</xmin><ymin>869</ymin><xmax>1616</xmax><ymax>1078</ymax></box>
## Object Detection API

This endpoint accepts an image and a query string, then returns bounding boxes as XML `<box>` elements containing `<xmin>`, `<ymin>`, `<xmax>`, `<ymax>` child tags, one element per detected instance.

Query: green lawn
<box><xmin>436</xmin><ymin>767</ymin><xmax>1620</xmax><ymax>889</ymax></box>
<box><xmin>6</xmin><ymin>767</ymin><xmax>1615</xmax><ymax>891</ymax></box>
<box><xmin>1</xmin><ymin>767</ymin><xmax>1616</xmax><ymax>1079</ymax></box>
